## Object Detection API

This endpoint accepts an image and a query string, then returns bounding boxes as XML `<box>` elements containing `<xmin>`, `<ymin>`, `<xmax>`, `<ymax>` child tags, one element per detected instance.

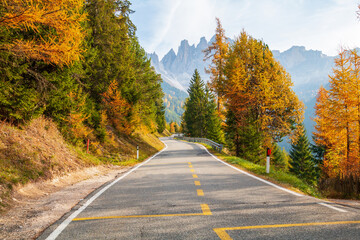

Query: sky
<box><xmin>130</xmin><ymin>0</ymin><xmax>360</xmax><ymax>59</ymax></box>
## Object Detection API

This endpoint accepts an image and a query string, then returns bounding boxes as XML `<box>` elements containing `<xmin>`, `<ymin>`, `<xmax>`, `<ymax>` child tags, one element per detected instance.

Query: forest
<box><xmin>0</xmin><ymin>0</ymin><xmax>165</xmax><ymax>143</ymax></box>
<box><xmin>182</xmin><ymin>18</ymin><xmax>360</xmax><ymax>198</ymax></box>
<box><xmin>0</xmin><ymin>0</ymin><xmax>166</xmax><ymax>207</ymax></box>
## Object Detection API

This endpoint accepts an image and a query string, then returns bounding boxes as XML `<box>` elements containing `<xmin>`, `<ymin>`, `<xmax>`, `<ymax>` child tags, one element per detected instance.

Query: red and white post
<box><xmin>266</xmin><ymin>147</ymin><xmax>271</xmax><ymax>174</ymax></box>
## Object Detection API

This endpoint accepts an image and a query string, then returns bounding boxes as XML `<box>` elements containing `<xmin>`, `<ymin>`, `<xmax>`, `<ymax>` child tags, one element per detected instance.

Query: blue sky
<box><xmin>131</xmin><ymin>0</ymin><xmax>360</xmax><ymax>58</ymax></box>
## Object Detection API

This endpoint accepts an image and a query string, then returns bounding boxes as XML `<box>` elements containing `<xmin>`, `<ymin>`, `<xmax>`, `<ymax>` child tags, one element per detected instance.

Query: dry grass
<box><xmin>0</xmin><ymin>117</ymin><xmax>165</xmax><ymax>212</ymax></box>
<box><xmin>0</xmin><ymin>117</ymin><xmax>97</xmax><ymax>211</ymax></box>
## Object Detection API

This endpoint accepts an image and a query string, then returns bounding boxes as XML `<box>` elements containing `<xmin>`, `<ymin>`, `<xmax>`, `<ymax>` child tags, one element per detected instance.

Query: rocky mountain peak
<box><xmin>197</xmin><ymin>37</ymin><xmax>208</xmax><ymax>50</ymax></box>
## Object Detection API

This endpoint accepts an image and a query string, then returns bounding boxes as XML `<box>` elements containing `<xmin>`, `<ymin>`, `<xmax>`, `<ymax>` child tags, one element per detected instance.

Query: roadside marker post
<box><xmin>266</xmin><ymin>147</ymin><xmax>271</xmax><ymax>174</ymax></box>
<box><xmin>137</xmin><ymin>145</ymin><xmax>139</xmax><ymax>160</ymax></box>
<box><xmin>86</xmin><ymin>139</ymin><xmax>90</xmax><ymax>154</ymax></box>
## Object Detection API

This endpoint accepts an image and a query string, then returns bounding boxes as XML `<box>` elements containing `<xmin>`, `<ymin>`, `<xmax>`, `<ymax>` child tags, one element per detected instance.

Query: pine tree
<box><xmin>204</xmin><ymin>87</ymin><xmax>224</xmax><ymax>143</ymax></box>
<box><xmin>183</xmin><ymin>69</ymin><xmax>206</xmax><ymax>137</ymax></box>
<box><xmin>271</xmin><ymin>143</ymin><xmax>288</xmax><ymax>171</ymax></box>
<box><xmin>289</xmin><ymin>125</ymin><xmax>317</xmax><ymax>184</ymax></box>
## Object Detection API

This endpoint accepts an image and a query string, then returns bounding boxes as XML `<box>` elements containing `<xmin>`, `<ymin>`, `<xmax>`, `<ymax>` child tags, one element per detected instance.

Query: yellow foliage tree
<box><xmin>66</xmin><ymin>89</ymin><xmax>92</xmax><ymax>140</ymax></box>
<box><xmin>225</xmin><ymin>31</ymin><xmax>304</xmax><ymax>144</ymax></box>
<box><xmin>204</xmin><ymin>18</ymin><xmax>229</xmax><ymax>113</ymax></box>
<box><xmin>0</xmin><ymin>0</ymin><xmax>86</xmax><ymax>66</ymax></box>
<box><xmin>102</xmin><ymin>80</ymin><xmax>131</xmax><ymax>135</ymax></box>
<box><xmin>314</xmin><ymin>49</ymin><xmax>360</xmax><ymax>178</ymax></box>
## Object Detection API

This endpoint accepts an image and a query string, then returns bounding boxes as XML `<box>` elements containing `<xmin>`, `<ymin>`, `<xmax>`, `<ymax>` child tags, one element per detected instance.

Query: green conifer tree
<box><xmin>183</xmin><ymin>69</ymin><xmax>206</xmax><ymax>137</ymax></box>
<box><xmin>271</xmin><ymin>143</ymin><xmax>288</xmax><ymax>171</ymax></box>
<box><xmin>289</xmin><ymin>125</ymin><xmax>317</xmax><ymax>184</ymax></box>
<box><xmin>204</xmin><ymin>87</ymin><xmax>224</xmax><ymax>143</ymax></box>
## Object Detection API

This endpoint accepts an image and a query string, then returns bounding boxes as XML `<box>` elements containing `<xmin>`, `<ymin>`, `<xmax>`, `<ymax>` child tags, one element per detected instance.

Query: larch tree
<box><xmin>0</xmin><ymin>0</ymin><xmax>87</xmax><ymax>66</ymax></box>
<box><xmin>314</xmin><ymin>49</ymin><xmax>360</xmax><ymax>178</ymax></box>
<box><xmin>224</xmin><ymin>30</ymin><xmax>304</xmax><ymax>161</ymax></box>
<box><xmin>203</xmin><ymin>18</ymin><xmax>229</xmax><ymax>112</ymax></box>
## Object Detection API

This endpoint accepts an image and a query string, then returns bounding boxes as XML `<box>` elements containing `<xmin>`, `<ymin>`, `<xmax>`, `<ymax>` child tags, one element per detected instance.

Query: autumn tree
<box><xmin>314</xmin><ymin>49</ymin><xmax>360</xmax><ymax>178</ymax></box>
<box><xmin>0</xmin><ymin>0</ymin><xmax>88</xmax><ymax>124</ymax></box>
<box><xmin>224</xmin><ymin>30</ymin><xmax>304</xmax><ymax>161</ymax></box>
<box><xmin>102</xmin><ymin>80</ymin><xmax>131</xmax><ymax>135</ymax></box>
<box><xmin>0</xmin><ymin>0</ymin><xmax>86</xmax><ymax>66</ymax></box>
<box><xmin>204</xmin><ymin>18</ymin><xmax>229</xmax><ymax>112</ymax></box>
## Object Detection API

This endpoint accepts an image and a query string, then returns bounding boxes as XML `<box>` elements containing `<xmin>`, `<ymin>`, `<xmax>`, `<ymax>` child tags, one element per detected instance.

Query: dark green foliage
<box><xmin>225</xmin><ymin>110</ymin><xmax>264</xmax><ymax>163</ymax></box>
<box><xmin>182</xmin><ymin>69</ymin><xmax>224</xmax><ymax>143</ymax></box>
<box><xmin>83</xmin><ymin>0</ymin><xmax>165</xmax><ymax>134</ymax></box>
<box><xmin>183</xmin><ymin>69</ymin><xmax>206</xmax><ymax>137</ymax></box>
<box><xmin>155</xmin><ymin>99</ymin><xmax>166</xmax><ymax>133</ymax></box>
<box><xmin>271</xmin><ymin>143</ymin><xmax>288</xmax><ymax>171</ymax></box>
<box><xmin>204</xmin><ymin>87</ymin><xmax>224</xmax><ymax>143</ymax></box>
<box><xmin>289</xmin><ymin>125</ymin><xmax>317</xmax><ymax>184</ymax></box>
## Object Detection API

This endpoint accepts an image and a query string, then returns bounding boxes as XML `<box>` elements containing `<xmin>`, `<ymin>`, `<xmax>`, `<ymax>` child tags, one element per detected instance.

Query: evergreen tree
<box><xmin>204</xmin><ymin>87</ymin><xmax>224</xmax><ymax>143</ymax></box>
<box><xmin>183</xmin><ymin>69</ymin><xmax>206</xmax><ymax>137</ymax></box>
<box><xmin>289</xmin><ymin>125</ymin><xmax>317</xmax><ymax>184</ymax></box>
<box><xmin>271</xmin><ymin>143</ymin><xmax>288</xmax><ymax>171</ymax></box>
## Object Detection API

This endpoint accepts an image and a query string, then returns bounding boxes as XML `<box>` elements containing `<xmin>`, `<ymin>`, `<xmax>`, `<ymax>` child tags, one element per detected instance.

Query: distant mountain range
<box><xmin>150</xmin><ymin>36</ymin><xmax>337</xmax><ymax>143</ymax></box>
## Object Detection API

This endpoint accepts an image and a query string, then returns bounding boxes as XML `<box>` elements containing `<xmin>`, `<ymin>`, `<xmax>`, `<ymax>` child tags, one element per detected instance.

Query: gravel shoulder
<box><xmin>0</xmin><ymin>165</ymin><xmax>131</xmax><ymax>240</ymax></box>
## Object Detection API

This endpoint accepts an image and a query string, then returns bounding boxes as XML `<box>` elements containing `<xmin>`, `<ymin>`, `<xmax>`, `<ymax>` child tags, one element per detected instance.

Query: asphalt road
<box><xmin>38</xmin><ymin>137</ymin><xmax>360</xmax><ymax>240</ymax></box>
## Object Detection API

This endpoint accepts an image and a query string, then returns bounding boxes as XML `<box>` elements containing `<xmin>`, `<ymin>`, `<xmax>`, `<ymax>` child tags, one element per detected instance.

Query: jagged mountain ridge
<box><xmin>152</xmin><ymin>36</ymin><xmax>336</xmax><ymax>139</ymax></box>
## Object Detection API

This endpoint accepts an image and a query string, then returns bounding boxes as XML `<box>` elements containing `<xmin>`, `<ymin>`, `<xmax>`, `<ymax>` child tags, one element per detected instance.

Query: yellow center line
<box><xmin>190</xmin><ymin>169</ymin><xmax>195</xmax><ymax>172</ymax></box>
<box><xmin>189</xmin><ymin>165</ymin><xmax>193</xmax><ymax>168</ymax></box>
<box><xmin>201</xmin><ymin>204</ymin><xmax>212</xmax><ymax>215</ymax></box>
<box><xmin>213</xmin><ymin>220</ymin><xmax>360</xmax><ymax>240</ymax></box>
<box><xmin>197</xmin><ymin>189</ymin><xmax>204</xmax><ymax>196</ymax></box>
<box><xmin>194</xmin><ymin>181</ymin><xmax>201</xmax><ymax>186</ymax></box>
<box><xmin>192</xmin><ymin>174</ymin><xmax>198</xmax><ymax>178</ymax></box>
<box><xmin>72</xmin><ymin>204</ymin><xmax>212</xmax><ymax>222</ymax></box>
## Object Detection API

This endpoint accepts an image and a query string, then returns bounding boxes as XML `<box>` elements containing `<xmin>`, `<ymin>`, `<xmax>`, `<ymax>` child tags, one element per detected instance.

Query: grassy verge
<box><xmin>201</xmin><ymin>143</ymin><xmax>322</xmax><ymax>198</ymax></box>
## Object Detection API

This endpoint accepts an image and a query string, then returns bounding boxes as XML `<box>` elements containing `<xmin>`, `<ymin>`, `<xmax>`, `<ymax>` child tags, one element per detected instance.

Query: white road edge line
<box><xmin>45</xmin><ymin>142</ymin><xmax>168</xmax><ymax>240</ymax></box>
<box><xmin>198</xmin><ymin>144</ymin><xmax>304</xmax><ymax>197</ymax></box>
<box><xmin>318</xmin><ymin>202</ymin><xmax>348</xmax><ymax>213</ymax></box>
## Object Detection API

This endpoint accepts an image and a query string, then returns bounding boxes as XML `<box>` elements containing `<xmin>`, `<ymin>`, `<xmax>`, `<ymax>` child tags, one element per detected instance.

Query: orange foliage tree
<box><xmin>65</xmin><ymin>89</ymin><xmax>92</xmax><ymax>140</ymax></box>
<box><xmin>102</xmin><ymin>80</ymin><xmax>131</xmax><ymax>135</ymax></box>
<box><xmin>314</xmin><ymin>49</ymin><xmax>360</xmax><ymax>178</ymax></box>
<box><xmin>0</xmin><ymin>0</ymin><xmax>86</xmax><ymax>66</ymax></box>
<box><xmin>204</xmin><ymin>18</ymin><xmax>229</xmax><ymax>113</ymax></box>
<box><xmin>225</xmin><ymin>31</ymin><xmax>304</xmax><ymax>145</ymax></box>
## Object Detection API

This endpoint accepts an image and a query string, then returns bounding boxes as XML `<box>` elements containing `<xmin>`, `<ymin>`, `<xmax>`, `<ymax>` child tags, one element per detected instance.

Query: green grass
<box><xmin>203</xmin><ymin>144</ymin><xmax>322</xmax><ymax>198</ymax></box>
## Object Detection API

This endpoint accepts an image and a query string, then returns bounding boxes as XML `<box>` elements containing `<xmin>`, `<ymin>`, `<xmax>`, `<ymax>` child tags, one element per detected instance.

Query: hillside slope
<box><xmin>0</xmin><ymin>117</ymin><xmax>165</xmax><ymax>212</ymax></box>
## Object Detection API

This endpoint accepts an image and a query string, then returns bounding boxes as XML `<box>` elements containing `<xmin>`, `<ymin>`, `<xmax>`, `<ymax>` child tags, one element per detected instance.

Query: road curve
<box><xmin>38</xmin><ymin>137</ymin><xmax>360</xmax><ymax>240</ymax></box>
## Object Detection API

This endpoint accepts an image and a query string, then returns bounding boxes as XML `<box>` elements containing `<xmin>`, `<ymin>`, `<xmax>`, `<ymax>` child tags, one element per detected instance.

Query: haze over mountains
<box><xmin>150</xmin><ymin>36</ymin><xmax>337</xmax><ymax>139</ymax></box>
